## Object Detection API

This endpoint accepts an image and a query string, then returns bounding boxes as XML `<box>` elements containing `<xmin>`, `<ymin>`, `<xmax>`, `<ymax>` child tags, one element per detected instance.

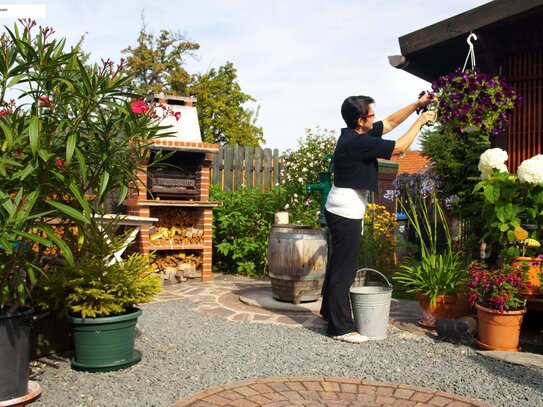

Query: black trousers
<box><xmin>320</xmin><ymin>209</ymin><xmax>362</xmax><ymax>336</ymax></box>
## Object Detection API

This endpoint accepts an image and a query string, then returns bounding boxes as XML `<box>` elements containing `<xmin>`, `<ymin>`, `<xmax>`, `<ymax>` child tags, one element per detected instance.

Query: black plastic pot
<box><xmin>0</xmin><ymin>307</ymin><xmax>33</xmax><ymax>400</ymax></box>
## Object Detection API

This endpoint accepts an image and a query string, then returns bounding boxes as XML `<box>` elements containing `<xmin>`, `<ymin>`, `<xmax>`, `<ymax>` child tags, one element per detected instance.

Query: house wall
<box><xmin>505</xmin><ymin>25</ymin><xmax>543</xmax><ymax>170</ymax></box>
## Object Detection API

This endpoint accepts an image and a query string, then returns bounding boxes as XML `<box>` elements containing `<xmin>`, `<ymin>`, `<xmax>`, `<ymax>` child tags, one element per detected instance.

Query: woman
<box><xmin>321</xmin><ymin>93</ymin><xmax>435</xmax><ymax>343</ymax></box>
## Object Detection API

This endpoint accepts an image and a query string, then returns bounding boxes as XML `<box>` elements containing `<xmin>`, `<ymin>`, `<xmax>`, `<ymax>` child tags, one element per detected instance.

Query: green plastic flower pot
<box><xmin>66</xmin><ymin>307</ymin><xmax>142</xmax><ymax>372</ymax></box>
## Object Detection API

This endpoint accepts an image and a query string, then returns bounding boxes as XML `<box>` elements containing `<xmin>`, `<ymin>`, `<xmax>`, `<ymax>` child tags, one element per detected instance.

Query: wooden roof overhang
<box><xmin>388</xmin><ymin>0</ymin><xmax>543</xmax><ymax>81</ymax></box>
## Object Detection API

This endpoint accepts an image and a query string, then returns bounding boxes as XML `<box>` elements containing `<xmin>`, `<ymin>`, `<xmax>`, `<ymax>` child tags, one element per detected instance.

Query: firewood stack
<box><xmin>153</xmin><ymin>252</ymin><xmax>203</xmax><ymax>283</ymax></box>
<box><xmin>149</xmin><ymin>207</ymin><xmax>204</xmax><ymax>247</ymax></box>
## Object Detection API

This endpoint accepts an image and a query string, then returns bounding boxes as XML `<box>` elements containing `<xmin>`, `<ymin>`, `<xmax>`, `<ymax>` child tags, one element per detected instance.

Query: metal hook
<box><xmin>467</xmin><ymin>33</ymin><xmax>477</xmax><ymax>47</ymax></box>
<box><xmin>462</xmin><ymin>32</ymin><xmax>478</xmax><ymax>72</ymax></box>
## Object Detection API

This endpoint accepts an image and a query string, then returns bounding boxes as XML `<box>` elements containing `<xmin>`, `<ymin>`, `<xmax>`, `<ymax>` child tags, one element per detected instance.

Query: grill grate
<box><xmin>149</xmin><ymin>169</ymin><xmax>198</xmax><ymax>198</ymax></box>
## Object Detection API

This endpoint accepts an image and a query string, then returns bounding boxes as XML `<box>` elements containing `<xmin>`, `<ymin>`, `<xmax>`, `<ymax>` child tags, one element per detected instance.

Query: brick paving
<box><xmin>154</xmin><ymin>274</ymin><xmax>493</xmax><ymax>407</ymax></box>
<box><xmin>170</xmin><ymin>377</ymin><xmax>494</xmax><ymax>407</ymax></box>
<box><xmin>154</xmin><ymin>274</ymin><xmax>425</xmax><ymax>335</ymax></box>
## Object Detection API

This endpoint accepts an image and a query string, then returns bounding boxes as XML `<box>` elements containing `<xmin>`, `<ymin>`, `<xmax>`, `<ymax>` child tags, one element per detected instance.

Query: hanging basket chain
<box><xmin>462</xmin><ymin>32</ymin><xmax>478</xmax><ymax>72</ymax></box>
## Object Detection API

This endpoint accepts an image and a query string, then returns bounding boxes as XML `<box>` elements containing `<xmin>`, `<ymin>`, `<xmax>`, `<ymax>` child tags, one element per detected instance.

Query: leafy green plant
<box><xmin>34</xmin><ymin>219</ymin><xmax>162</xmax><ymax>318</ymax></box>
<box><xmin>419</xmin><ymin>125</ymin><xmax>489</xmax><ymax>257</ymax></box>
<box><xmin>392</xmin><ymin>188</ymin><xmax>467</xmax><ymax>306</ymax></box>
<box><xmin>211</xmin><ymin>185</ymin><xmax>287</xmax><ymax>276</ymax></box>
<box><xmin>359</xmin><ymin>203</ymin><xmax>397</xmax><ymax>272</ymax></box>
<box><xmin>279</xmin><ymin>127</ymin><xmax>336</xmax><ymax>226</ymax></box>
<box><xmin>0</xmin><ymin>20</ymin><xmax>170</xmax><ymax>312</ymax></box>
<box><xmin>473</xmin><ymin>149</ymin><xmax>543</xmax><ymax>259</ymax></box>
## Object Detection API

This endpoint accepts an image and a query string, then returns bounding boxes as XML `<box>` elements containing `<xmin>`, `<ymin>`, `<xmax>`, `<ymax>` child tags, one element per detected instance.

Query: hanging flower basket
<box><xmin>429</xmin><ymin>67</ymin><xmax>521</xmax><ymax>137</ymax></box>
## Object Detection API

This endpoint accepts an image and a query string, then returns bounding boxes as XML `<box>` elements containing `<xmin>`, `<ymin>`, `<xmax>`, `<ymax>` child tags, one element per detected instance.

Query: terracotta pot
<box><xmin>454</xmin><ymin>286</ymin><xmax>473</xmax><ymax>318</ymax></box>
<box><xmin>512</xmin><ymin>257</ymin><xmax>542</xmax><ymax>297</ymax></box>
<box><xmin>475</xmin><ymin>303</ymin><xmax>526</xmax><ymax>351</ymax></box>
<box><xmin>416</xmin><ymin>292</ymin><xmax>457</xmax><ymax>329</ymax></box>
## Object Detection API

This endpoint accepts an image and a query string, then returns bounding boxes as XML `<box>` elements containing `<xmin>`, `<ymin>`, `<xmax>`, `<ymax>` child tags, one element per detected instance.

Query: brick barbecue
<box><xmin>124</xmin><ymin>95</ymin><xmax>219</xmax><ymax>282</ymax></box>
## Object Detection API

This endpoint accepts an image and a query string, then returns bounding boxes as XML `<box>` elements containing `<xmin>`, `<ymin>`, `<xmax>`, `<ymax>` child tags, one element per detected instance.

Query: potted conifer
<box><xmin>35</xmin><ymin>218</ymin><xmax>162</xmax><ymax>371</ymax></box>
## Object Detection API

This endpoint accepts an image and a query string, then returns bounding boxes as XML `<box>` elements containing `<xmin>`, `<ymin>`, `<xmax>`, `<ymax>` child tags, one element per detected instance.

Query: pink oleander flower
<box><xmin>130</xmin><ymin>99</ymin><xmax>149</xmax><ymax>114</ymax></box>
<box><xmin>39</xmin><ymin>96</ymin><xmax>51</xmax><ymax>107</ymax></box>
<box><xmin>174</xmin><ymin>111</ymin><xmax>181</xmax><ymax>121</ymax></box>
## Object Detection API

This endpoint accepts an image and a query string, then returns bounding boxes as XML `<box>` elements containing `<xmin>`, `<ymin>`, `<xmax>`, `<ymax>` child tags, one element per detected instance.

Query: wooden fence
<box><xmin>211</xmin><ymin>144</ymin><xmax>283</xmax><ymax>191</ymax></box>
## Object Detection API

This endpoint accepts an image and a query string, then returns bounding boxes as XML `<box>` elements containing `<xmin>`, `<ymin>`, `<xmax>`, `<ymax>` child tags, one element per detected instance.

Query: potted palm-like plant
<box><xmin>392</xmin><ymin>186</ymin><xmax>468</xmax><ymax>329</ymax></box>
<box><xmin>0</xmin><ymin>19</ymin><xmax>174</xmax><ymax>400</ymax></box>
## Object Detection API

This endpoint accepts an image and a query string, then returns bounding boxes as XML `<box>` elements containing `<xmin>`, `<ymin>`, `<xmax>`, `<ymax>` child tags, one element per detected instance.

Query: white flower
<box><xmin>517</xmin><ymin>154</ymin><xmax>543</xmax><ymax>184</ymax></box>
<box><xmin>284</xmin><ymin>204</ymin><xmax>289</xmax><ymax>210</ymax></box>
<box><xmin>297</xmin><ymin>177</ymin><xmax>303</xmax><ymax>182</ymax></box>
<box><xmin>478</xmin><ymin>148</ymin><xmax>509</xmax><ymax>179</ymax></box>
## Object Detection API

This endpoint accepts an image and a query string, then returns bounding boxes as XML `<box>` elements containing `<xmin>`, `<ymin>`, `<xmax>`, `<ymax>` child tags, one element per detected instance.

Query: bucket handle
<box><xmin>356</xmin><ymin>268</ymin><xmax>392</xmax><ymax>288</ymax></box>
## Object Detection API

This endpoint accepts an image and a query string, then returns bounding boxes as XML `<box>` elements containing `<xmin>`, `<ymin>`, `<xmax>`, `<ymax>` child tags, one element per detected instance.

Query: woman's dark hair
<box><xmin>341</xmin><ymin>96</ymin><xmax>375</xmax><ymax>129</ymax></box>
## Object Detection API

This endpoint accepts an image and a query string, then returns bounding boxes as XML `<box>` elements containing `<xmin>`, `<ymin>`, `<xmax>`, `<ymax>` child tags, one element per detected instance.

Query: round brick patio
<box><xmin>170</xmin><ymin>376</ymin><xmax>494</xmax><ymax>407</ymax></box>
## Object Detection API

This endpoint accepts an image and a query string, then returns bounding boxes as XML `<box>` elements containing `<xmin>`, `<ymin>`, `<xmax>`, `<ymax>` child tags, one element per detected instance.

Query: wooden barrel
<box><xmin>268</xmin><ymin>225</ymin><xmax>327</xmax><ymax>304</ymax></box>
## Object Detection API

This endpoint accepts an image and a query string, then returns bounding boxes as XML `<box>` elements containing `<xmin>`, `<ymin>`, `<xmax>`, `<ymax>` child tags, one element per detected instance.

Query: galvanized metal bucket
<box><xmin>349</xmin><ymin>268</ymin><xmax>393</xmax><ymax>340</ymax></box>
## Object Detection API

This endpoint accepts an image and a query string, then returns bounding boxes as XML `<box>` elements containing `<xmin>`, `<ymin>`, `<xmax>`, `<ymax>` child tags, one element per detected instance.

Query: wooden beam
<box><xmin>398</xmin><ymin>0</ymin><xmax>543</xmax><ymax>56</ymax></box>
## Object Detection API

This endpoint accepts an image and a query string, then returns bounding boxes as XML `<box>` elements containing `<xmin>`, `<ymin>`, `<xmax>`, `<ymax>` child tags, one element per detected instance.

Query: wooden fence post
<box><xmin>223</xmin><ymin>145</ymin><xmax>234</xmax><ymax>191</ymax></box>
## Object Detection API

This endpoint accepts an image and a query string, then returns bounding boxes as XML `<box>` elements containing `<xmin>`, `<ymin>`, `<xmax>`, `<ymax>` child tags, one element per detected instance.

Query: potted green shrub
<box><xmin>392</xmin><ymin>186</ymin><xmax>468</xmax><ymax>328</ymax></box>
<box><xmin>0</xmin><ymin>19</ymin><xmax>173</xmax><ymax>397</ymax></box>
<box><xmin>35</xmin><ymin>218</ymin><xmax>162</xmax><ymax>371</ymax></box>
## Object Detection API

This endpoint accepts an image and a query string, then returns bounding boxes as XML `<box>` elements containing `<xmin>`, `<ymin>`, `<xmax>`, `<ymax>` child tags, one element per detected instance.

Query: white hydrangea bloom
<box><xmin>478</xmin><ymin>148</ymin><xmax>509</xmax><ymax>179</ymax></box>
<box><xmin>517</xmin><ymin>154</ymin><xmax>543</xmax><ymax>184</ymax></box>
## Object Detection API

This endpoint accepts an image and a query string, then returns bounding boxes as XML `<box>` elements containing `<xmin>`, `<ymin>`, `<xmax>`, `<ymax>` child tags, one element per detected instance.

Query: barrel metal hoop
<box><xmin>270</xmin><ymin>234</ymin><xmax>325</xmax><ymax>240</ymax></box>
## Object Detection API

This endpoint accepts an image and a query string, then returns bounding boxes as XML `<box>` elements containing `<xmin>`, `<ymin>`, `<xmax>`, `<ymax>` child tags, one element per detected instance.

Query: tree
<box><xmin>123</xmin><ymin>21</ymin><xmax>263</xmax><ymax>146</ymax></box>
<box><xmin>121</xmin><ymin>20</ymin><xmax>200</xmax><ymax>97</ymax></box>
<box><xmin>189</xmin><ymin>62</ymin><xmax>264</xmax><ymax>146</ymax></box>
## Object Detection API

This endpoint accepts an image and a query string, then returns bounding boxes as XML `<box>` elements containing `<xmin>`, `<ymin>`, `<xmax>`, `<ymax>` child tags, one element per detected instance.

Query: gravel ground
<box><xmin>30</xmin><ymin>300</ymin><xmax>543</xmax><ymax>407</ymax></box>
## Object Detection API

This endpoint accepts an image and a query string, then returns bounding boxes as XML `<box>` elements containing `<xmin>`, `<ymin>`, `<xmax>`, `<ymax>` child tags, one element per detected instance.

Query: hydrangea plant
<box><xmin>478</xmin><ymin>148</ymin><xmax>509</xmax><ymax>179</ymax></box>
<box><xmin>517</xmin><ymin>154</ymin><xmax>543</xmax><ymax>184</ymax></box>
<box><xmin>474</xmin><ymin>149</ymin><xmax>543</xmax><ymax>258</ymax></box>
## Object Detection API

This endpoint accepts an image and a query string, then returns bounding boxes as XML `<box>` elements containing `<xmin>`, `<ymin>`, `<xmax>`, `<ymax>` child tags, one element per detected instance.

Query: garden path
<box><xmin>152</xmin><ymin>273</ymin><xmax>542</xmax><ymax>406</ymax></box>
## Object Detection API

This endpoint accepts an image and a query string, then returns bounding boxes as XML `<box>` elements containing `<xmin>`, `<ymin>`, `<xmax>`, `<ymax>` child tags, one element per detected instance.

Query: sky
<box><xmin>2</xmin><ymin>0</ymin><xmax>492</xmax><ymax>153</ymax></box>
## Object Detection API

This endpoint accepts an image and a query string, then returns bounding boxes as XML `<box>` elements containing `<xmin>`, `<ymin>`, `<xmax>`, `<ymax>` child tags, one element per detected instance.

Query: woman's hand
<box><xmin>417</xmin><ymin>91</ymin><xmax>435</xmax><ymax>108</ymax></box>
<box><xmin>418</xmin><ymin>110</ymin><xmax>437</xmax><ymax>125</ymax></box>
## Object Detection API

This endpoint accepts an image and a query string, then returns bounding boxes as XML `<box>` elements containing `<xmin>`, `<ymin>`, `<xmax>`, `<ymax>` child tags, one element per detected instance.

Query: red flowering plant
<box><xmin>420</xmin><ymin>67</ymin><xmax>521</xmax><ymax>138</ymax></box>
<box><xmin>467</xmin><ymin>261</ymin><xmax>530</xmax><ymax>312</ymax></box>
<box><xmin>0</xmin><ymin>20</ymin><xmax>176</xmax><ymax>312</ymax></box>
